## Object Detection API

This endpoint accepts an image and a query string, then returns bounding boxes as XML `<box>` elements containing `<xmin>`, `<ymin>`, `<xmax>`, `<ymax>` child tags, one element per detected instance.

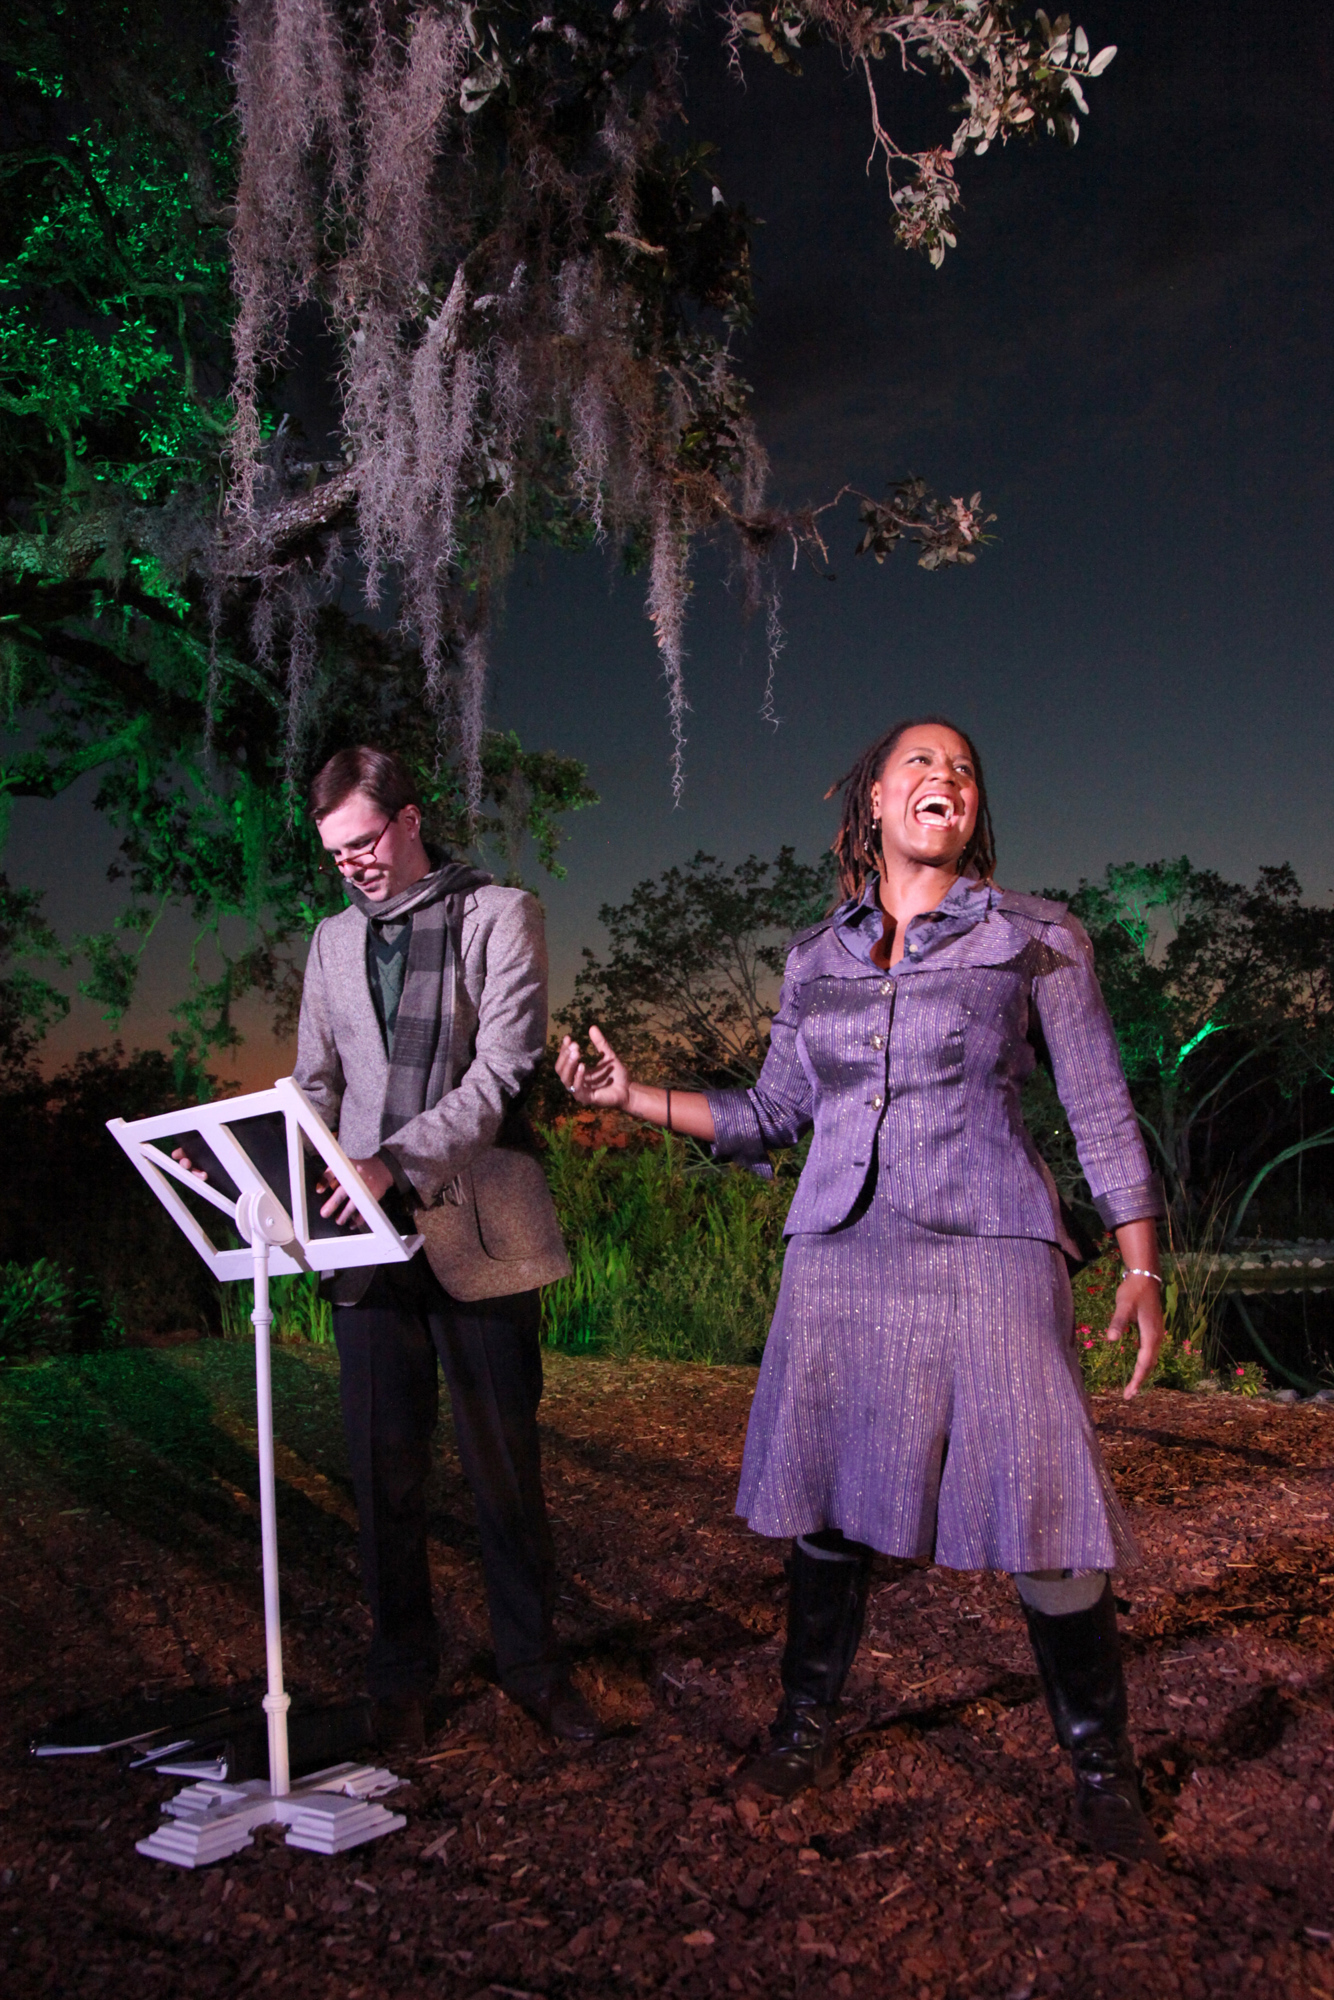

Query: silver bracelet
<box><xmin>1122</xmin><ymin>1266</ymin><xmax>1162</xmax><ymax>1284</ymax></box>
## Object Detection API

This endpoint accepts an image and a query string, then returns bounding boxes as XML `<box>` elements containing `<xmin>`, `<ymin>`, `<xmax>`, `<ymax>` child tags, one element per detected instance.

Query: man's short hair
<box><xmin>310</xmin><ymin>746</ymin><xmax>421</xmax><ymax>823</ymax></box>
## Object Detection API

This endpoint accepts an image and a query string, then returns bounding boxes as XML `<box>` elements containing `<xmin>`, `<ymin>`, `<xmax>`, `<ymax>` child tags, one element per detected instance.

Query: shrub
<box><xmin>1154</xmin><ymin>1328</ymin><xmax>1208</xmax><ymax>1392</ymax></box>
<box><xmin>540</xmin><ymin>1125</ymin><xmax>794</xmax><ymax>1364</ymax></box>
<box><xmin>1072</xmin><ymin>1243</ymin><xmax>1123</xmax><ymax>1391</ymax></box>
<box><xmin>1074</xmin><ymin>1319</ymin><xmax>1207</xmax><ymax>1396</ymax></box>
<box><xmin>1226</xmin><ymin>1359</ymin><xmax>1267</xmax><ymax>1397</ymax></box>
<box><xmin>0</xmin><ymin>1258</ymin><xmax>125</xmax><ymax>1358</ymax></box>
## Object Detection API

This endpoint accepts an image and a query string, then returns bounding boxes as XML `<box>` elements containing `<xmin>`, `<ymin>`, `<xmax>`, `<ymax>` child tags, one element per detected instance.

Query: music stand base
<box><xmin>135</xmin><ymin>1762</ymin><xmax>406</xmax><ymax>1868</ymax></box>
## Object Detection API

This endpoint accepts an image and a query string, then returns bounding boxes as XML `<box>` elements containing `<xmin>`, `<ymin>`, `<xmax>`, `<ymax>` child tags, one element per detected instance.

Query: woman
<box><xmin>556</xmin><ymin>716</ymin><xmax>1165</xmax><ymax>1864</ymax></box>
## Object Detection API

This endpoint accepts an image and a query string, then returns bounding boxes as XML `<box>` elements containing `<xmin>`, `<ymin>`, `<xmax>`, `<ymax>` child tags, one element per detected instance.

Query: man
<box><xmin>295</xmin><ymin>744</ymin><xmax>601</xmax><ymax>1754</ymax></box>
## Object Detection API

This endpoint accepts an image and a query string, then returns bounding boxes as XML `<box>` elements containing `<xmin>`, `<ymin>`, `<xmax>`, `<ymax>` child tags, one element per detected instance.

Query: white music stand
<box><xmin>106</xmin><ymin>1075</ymin><xmax>423</xmax><ymax>1868</ymax></box>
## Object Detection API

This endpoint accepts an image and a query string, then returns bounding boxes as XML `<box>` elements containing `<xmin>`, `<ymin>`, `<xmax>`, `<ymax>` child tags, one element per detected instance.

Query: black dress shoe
<box><xmin>514</xmin><ymin>1677</ymin><xmax>604</xmax><ymax>1743</ymax></box>
<box><xmin>371</xmin><ymin>1694</ymin><xmax>426</xmax><ymax>1757</ymax></box>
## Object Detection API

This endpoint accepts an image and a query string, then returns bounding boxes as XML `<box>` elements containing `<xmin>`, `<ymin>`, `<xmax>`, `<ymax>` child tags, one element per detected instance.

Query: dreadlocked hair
<box><xmin>826</xmin><ymin>714</ymin><xmax>997</xmax><ymax>902</ymax></box>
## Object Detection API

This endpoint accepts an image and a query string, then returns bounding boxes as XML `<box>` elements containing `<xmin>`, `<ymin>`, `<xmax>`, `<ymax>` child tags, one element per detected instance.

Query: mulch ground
<box><xmin>2</xmin><ymin>1342</ymin><xmax>1333</xmax><ymax>2000</ymax></box>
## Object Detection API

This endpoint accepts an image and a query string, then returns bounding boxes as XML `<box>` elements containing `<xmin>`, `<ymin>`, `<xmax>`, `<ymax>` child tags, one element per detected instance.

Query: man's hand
<box><xmin>171</xmin><ymin>1147</ymin><xmax>208</xmax><ymax>1180</ymax></box>
<box><xmin>318</xmin><ymin>1154</ymin><xmax>395</xmax><ymax>1226</ymax></box>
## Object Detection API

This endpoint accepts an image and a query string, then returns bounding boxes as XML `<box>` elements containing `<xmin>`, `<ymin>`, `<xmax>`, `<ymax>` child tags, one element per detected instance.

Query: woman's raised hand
<box><xmin>556</xmin><ymin>1025</ymin><xmax>630</xmax><ymax>1110</ymax></box>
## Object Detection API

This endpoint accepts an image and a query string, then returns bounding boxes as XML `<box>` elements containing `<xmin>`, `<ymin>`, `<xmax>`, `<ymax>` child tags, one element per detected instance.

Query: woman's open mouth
<box><xmin>913</xmin><ymin>793</ymin><xmax>959</xmax><ymax>828</ymax></box>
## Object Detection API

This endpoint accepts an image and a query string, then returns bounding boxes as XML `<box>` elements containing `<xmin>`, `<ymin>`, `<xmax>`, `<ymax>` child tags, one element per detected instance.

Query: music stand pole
<box><xmin>246</xmin><ymin>1196</ymin><xmax>291</xmax><ymax>1798</ymax></box>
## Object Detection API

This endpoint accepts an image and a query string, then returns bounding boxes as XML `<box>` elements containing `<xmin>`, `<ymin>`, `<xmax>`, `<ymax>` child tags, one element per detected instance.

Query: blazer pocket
<box><xmin>472</xmin><ymin>1150</ymin><xmax>565</xmax><ymax>1262</ymax></box>
<box><xmin>413</xmin><ymin>1148</ymin><xmax>570</xmax><ymax>1302</ymax></box>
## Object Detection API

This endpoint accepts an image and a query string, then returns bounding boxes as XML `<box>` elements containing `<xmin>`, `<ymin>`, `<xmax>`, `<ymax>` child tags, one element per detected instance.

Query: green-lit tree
<box><xmin>1061</xmin><ymin>860</ymin><xmax>1334</xmax><ymax>1237</ymax></box>
<box><xmin>0</xmin><ymin>1</ymin><xmax>596</xmax><ymax>1070</ymax></box>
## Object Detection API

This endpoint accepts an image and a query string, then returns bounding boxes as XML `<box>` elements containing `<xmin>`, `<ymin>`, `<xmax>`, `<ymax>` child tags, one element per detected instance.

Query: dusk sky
<box><xmin>10</xmin><ymin>0</ymin><xmax>1332</xmax><ymax>1080</ymax></box>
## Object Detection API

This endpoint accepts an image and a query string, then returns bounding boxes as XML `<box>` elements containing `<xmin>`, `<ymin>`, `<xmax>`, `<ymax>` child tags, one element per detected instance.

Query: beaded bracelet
<box><xmin>1122</xmin><ymin>1266</ymin><xmax>1162</xmax><ymax>1284</ymax></box>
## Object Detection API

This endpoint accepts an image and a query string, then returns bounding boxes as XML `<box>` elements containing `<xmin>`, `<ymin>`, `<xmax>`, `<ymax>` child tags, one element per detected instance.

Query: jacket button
<box><xmin>870</xmin><ymin>1095</ymin><xmax>883</xmax><ymax>1109</ymax></box>
<box><xmin>879</xmin><ymin>980</ymin><xmax>891</xmax><ymax>994</ymax></box>
<box><xmin>871</xmin><ymin>1034</ymin><xmax>884</xmax><ymax>1049</ymax></box>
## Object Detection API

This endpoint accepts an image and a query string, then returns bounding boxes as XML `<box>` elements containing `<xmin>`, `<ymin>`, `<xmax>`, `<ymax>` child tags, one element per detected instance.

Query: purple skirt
<box><xmin>736</xmin><ymin>1204</ymin><xmax>1137</xmax><ymax>1573</ymax></box>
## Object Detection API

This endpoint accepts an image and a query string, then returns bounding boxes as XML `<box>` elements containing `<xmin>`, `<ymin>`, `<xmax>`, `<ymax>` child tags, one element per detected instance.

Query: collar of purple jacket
<box><xmin>829</xmin><ymin>873</ymin><xmax>1067</xmax><ymax>975</ymax></box>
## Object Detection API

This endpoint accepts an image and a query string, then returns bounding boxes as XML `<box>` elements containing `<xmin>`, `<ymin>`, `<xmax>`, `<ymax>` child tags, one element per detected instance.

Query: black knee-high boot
<box><xmin>740</xmin><ymin>1532</ymin><xmax>872</xmax><ymax>1800</ymax></box>
<box><xmin>1021</xmin><ymin>1580</ymin><xmax>1162</xmax><ymax>1865</ymax></box>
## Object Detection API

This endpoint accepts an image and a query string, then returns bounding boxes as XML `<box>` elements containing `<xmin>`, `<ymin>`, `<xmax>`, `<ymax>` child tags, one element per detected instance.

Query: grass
<box><xmin>0</xmin><ymin>1341</ymin><xmax>352</xmax><ymax>1564</ymax></box>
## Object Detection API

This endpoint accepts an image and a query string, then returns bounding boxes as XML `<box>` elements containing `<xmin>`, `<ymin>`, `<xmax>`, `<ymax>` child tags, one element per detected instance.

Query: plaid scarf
<box><xmin>347</xmin><ymin>857</ymin><xmax>491</xmax><ymax>1144</ymax></box>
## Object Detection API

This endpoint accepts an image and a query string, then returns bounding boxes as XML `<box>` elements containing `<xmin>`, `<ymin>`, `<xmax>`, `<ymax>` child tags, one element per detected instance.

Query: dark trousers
<box><xmin>333</xmin><ymin>1256</ymin><xmax>559</xmax><ymax>1703</ymax></box>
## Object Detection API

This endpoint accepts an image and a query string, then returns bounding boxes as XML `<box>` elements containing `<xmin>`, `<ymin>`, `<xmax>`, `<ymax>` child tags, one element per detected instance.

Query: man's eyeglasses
<box><xmin>318</xmin><ymin>814</ymin><xmax>397</xmax><ymax>878</ymax></box>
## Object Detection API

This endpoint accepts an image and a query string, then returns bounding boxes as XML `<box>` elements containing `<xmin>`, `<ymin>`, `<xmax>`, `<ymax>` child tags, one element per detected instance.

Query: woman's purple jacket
<box><xmin>705</xmin><ymin>874</ymin><xmax>1164</xmax><ymax>1251</ymax></box>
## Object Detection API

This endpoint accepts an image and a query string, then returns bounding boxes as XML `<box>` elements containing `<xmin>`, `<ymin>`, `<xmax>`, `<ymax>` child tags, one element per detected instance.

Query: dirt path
<box><xmin>2</xmin><ymin>1345</ymin><xmax>1333</xmax><ymax>1999</ymax></box>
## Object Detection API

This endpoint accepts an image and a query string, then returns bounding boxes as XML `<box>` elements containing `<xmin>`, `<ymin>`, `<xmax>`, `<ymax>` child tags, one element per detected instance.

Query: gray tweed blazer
<box><xmin>295</xmin><ymin>883</ymin><xmax>569</xmax><ymax>1304</ymax></box>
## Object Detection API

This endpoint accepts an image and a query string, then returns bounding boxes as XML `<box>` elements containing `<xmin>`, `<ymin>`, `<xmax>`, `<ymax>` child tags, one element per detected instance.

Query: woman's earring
<box><xmin>863</xmin><ymin>817</ymin><xmax>881</xmax><ymax>860</ymax></box>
